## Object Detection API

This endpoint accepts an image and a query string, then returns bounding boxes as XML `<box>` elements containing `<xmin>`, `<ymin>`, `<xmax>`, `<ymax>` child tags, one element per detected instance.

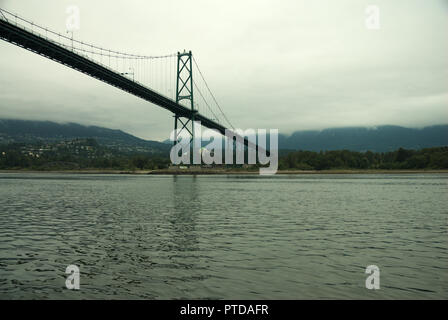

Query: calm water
<box><xmin>0</xmin><ymin>173</ymin><xmax>447</xmax><ymax>299</ymax></box>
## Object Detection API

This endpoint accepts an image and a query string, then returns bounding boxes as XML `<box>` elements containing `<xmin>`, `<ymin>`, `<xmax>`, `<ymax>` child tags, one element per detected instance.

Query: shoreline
<box><xmin>1</xmin><ymin>169</ymin><xmax>448</xmax><ymax>175</ymax></box>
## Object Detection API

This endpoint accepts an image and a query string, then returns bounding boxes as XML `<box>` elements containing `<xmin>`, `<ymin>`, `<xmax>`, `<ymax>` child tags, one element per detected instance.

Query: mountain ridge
<box><xmin>0</xmin><ymin>119</ymin><xmax>447</xmax><ymax>153</ymax></box>
<box><xmin>278</xmin><ymin>125</ymin><xmax>448</xmax><ymax>152</ymax></box>
<box><xmin>0</xmin><ymin>119</ymin><xmax>170</xmax><ymax>154</ymax></box>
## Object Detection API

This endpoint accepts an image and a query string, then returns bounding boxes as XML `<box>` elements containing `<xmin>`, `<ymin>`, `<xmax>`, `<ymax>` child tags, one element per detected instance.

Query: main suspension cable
<box><xmin>193</xmin><ymin>56</ymin><xmax>234</xmax><ymax>129</ymax></box>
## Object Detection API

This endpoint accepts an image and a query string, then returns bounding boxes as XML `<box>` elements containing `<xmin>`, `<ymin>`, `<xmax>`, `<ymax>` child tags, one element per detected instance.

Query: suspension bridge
<box><xmin>0</xmin><ymin>8</ymin><xmax>258</xmax><ymax>151</ymax></box>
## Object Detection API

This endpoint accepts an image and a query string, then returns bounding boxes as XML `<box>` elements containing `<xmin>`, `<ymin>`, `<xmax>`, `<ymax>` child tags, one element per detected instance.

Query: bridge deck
<box><xmin>0</xmin><ymin>18</ymin><xmax>257</xmax><ymax>150</ymax></box>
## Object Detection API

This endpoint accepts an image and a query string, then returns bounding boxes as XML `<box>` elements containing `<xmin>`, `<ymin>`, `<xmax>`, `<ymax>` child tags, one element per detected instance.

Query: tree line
<box><xmin>1</xmin><ymin>140</ymin><xmax>447</xmax><ymax>171</ymax></box>
<box><xmin>278</xmin><ymin>147</ymin><xmax>448</xmax><ymax>170</ymax></box>
<box><xmin>0</xmin><ymin>141</ymin><xmax>170</xmax><ymax>170</ymax></box>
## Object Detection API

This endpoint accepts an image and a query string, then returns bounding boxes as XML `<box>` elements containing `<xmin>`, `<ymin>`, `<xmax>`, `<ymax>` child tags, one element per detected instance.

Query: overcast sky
<box><xmin>0</xmin><ymin>0</ymin><xmax>447</xmax><ymax>141</ymax></box>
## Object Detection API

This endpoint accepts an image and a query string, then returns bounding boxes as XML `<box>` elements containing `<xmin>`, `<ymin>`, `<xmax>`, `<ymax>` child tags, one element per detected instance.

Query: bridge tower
<box><xmin>173</xmin><ymin>50</ymin><xmax>197</xmax><ymax>146</ymax></box>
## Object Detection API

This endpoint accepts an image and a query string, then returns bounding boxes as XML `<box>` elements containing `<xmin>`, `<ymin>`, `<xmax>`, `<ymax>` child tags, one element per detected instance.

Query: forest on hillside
<box><xmin>277</xmin><ymin>147</ymin><xmax>448</xmax><ymax>170</ymax></box>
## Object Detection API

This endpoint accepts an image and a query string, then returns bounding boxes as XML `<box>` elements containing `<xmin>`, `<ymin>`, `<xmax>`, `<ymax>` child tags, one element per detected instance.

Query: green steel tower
<box><xmin>174</xmin><ymin>50</ymin><xmax>196</xmax><ymax>146</ymax></box>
